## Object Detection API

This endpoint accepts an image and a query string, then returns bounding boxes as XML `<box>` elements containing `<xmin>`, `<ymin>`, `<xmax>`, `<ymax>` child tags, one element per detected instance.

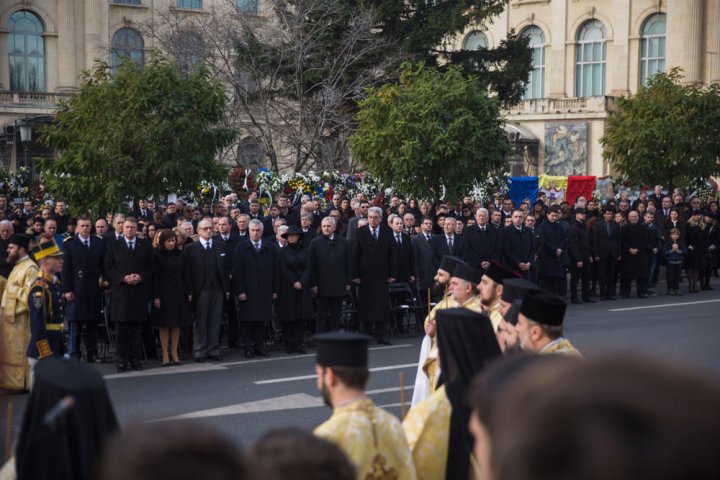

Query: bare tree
<box><xmin>142</xmin><ymin>0</ymin><xmax>400</xmax><ymax>173</ymax></box>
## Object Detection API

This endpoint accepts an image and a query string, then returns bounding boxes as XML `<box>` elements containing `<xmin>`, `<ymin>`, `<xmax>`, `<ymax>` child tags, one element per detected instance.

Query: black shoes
<box><xmin>116</xmin><ymin>363</ymin><xmax>127</xmax><ymax>373</ymax></box>
<box><xmin>582</xmin><ymin>298</ymin><xmax>596</xmax><ymax>303</ymax></box>
<box><xmin>377</xmin><ymin>338</ymin><xmax>393</xmax><ymax>346</ymax></box>
<box><xmin>194</xmin><ymin>357</ymin><xmax>205</xmax><ymax>363</ymax></box>
<box><xmin>131</xmin><ymin>362</ymin><xmax>143</xmax><ymax>371</ymax></box>
<box><xmin>207</xmin><ymin>355</ymin><xmax>223</xmax><ymax>362</ymax></box>
<box><xmin>245</xmin><ymin>350</ymin><xmax>255</xmax><ymax>358</ymax></box>
<box><xmin>254</xmin><ymin>349</ymin><xmax>269</xmax><ymax>357</ymax></box>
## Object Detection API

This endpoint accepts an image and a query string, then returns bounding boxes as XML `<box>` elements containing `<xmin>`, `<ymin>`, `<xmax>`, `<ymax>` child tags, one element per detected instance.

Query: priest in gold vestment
<box><xmin>403</xmin><ymin>308</ymin><xmax>501</xmax><ymax>480</ymax></box>
<box><xmin>313</xmin><ymin>332</ymin><xmax>417</xmax><ymax>480</ymax></box>
<box><xmin>515</xmin><ymin>289</ymin><xmax>583</xmax><ymax>358</ymax></box>
<box><xmin>0</xmin><ymin>235</ymin><xmax>39</xmax><ymax>391</ymax></box>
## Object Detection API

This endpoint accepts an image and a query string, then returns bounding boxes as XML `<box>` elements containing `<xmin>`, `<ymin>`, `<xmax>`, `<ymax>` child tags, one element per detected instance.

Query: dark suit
<box><xmin>500</xmin><ymin>225</ymin><xmax>535</xmax><ymax>280</ymax></box>
<box><xmin>133</xmin><ymin>208</ymin><xmax>154</xmax><ymax>223</ymax></box>
<box><xmin>537</xmin><ymin>220</ymin><xmax>568</xmax><ymax>294</ymax></box>
<box><xmin>215</xmin><ymin>233</ymin><xmax>242</xmax><ymax>347</ymax></box>
<box><xmin>62</xmin><ymin>235</ymin><xmax>106</xmax><ymax>361</ymax></box>
<box><xmin>352</xmin><ymin>224</ymin><xmax>397</xmax><ymax>341</ymax></box>
<box><xmin>430</xmin><ymin>234</ymin><xmax>466</xmax><ymax>270</ymax></box>
<box><xmin>392</xmin><ymin>231</ymin><xmax>414</xmax><ymax>284</ymax></box>
<box><xmin>620</xmin><ymin>223</ymin><xmax>649</xmax><ymax>297</ymax></box>
<box><xmin>308</xmin><ymin>234</ymin><xmax>351</xmax><ymax>332</ymax></box>
<box><xmin>0</xmin><ymin>237</ymin><xmax>12</xmax><ymax>278</ymax></box>
<box><xmin>593</xmin><ymin>219</ymin><xmax>621</xmax><ymax>298</ymax></box>
<box><xmin>300</xmin><ymin>228</ymin><xmax>317</xmax><ymax>248</ymax></box>
<box><xmin>463</xmin><ymin>224</ymin><xmax>498</xmax><ymax>271</ymax></box>
<box><xmin>184</xmin><ymin>239</ymin><xmax>230</xmax><ymax>359</ymax></box>
<box><xmin>233</xmin><ymin>239</ymin><xmax>279</xmax><ymax>353</ymax></box>
<box><xmin>105</xmin><ymin>236</ymin><xmax>155</xmax><ymax>368</ymax></box>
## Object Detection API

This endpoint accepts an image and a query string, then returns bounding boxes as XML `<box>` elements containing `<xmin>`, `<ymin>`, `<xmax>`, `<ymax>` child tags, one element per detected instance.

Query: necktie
<box><xmin>447</xmin><ymin>237</ymin><xmax>453</xmax><ymax>253</ymax></box>
<box><xmin>255</xmin><ymin>242</ymin><xmax>261</xmax><ymax>252</ymax></box>
<box><xmin>223</xmin><ymin>236</ymin><xmax>228</xmax><ymax>242</ymax></box>
<box><xmin>372</xmin><ymin>229</ymin><xmax>378</xmax><ymax>241</ymax></box>
<box><xmin>606</xmin><ymin>223</ymin><xmax>611</xmax><ymax>236</ymax></box>
<box><xmin>205</xmin><ymin>242</ymin><xmax>211</xmax><ymax>250</ymax></box>
<box><xmin>426</xmin><ymin>235</ymin><xmax>431</xmax><ymax>242</ymax></box>
<box><xmin>83</xmin><ymin>239</ymin><xmax>89</xmax><ymax>248</ymax></box>
<box><xmin>128</xmin><ymin>241</ymin><xmax>134</xmax><ymax>251</ymax></box>
<box><xmin>396</xmin><ymin>234</ymin><xmax>401</xmax><ymax>245</ymax></box>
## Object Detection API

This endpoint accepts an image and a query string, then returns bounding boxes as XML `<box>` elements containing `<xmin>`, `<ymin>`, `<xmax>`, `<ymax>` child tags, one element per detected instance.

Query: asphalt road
<box><xmin>3</xmin><ymin>287</ymin><xmax>720</xmax><ymax>451</ymax></box>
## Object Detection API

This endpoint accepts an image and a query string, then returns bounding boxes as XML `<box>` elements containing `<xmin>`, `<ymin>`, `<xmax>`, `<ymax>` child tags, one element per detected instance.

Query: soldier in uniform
<box><xmin>27</xmin><ymin>241</ymin><xmax>66</xmax><ymax>387</ymax></box>
<box><xmin>515</xmin><ymin>289</ymin><xmax>582</xmax><ymax>357</ymax></box>
<box><xmin>313</xmin><ymin>331</ymin><xmax>417</xmax><ymax>480</ymax></box>
<box><xmin>0</xmin><ymin>234</ymin><xmax>38</xmax><ymax>391</ymax></box>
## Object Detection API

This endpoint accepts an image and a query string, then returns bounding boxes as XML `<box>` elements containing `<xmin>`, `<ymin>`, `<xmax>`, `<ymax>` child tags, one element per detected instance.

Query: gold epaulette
<box><xmin>63</xmin><ymin>236</ymin><xmax>72</xmax><ymax>243</ymax></box>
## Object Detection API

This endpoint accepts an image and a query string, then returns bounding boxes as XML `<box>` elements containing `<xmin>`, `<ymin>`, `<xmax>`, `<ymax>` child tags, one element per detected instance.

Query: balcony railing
<box><xmin>505</xmin><ymin>96</ymin><xmax>617</xmax><ymax>115</ymax></box>
<box><xmin>0</xmin><ymin>91</ymin><xmax>72</xmax><ymax>107</ymax></box>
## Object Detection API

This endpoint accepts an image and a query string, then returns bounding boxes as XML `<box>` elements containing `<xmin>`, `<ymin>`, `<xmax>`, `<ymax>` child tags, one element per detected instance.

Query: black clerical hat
<box><xmin>438</xmin><ymin>255</ymin><xmax>467</xmax><ymax>275</ymax></box>
<box><xmin>452</xmin><ymin>263</ymin><xmax>483</xmax><ymax>285</ymax></box>
<box><xmin>520</xmin><ymin>290</ymin><xmax>567</xmax><ymax>326</ymax></box>
<box><xmin>314</xmin><ymin>332</ymin><xmax>372</xmax><ymax>368</ymax></box>
<box><xmin>501</xmin><ymin>278</ymin><xmax>540</xmax><ymax>303</ymax></box>
<box><xmin>483</xmin><ymin>260</ymin><xmax>520</xmax><ymax>285</ymax></box>
<box><xmin>9</xmin><ymin>234</ymin><xmax>30</xmax><ymax>250</ymax></box>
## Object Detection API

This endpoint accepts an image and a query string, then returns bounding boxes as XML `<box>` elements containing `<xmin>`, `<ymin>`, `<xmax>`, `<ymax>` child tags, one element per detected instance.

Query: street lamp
<box><xmin>17</xmin><ymin>118</ymin><xmax>32</xmax><ymax>168</ymax></box>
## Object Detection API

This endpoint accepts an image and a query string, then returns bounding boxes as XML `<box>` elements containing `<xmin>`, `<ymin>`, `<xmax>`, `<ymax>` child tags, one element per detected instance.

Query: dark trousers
<box><xmin>646</xmin><ymin>254</ymin><xmax>658</xmax><ymax>291</ymax></box>
<box><xmin>193</xmin><ymin>289</ymin><xmax>224</xmax><ymax>359</ymax></box>
<box><xmin>240</xmin><ymin>322</ymin><xmax>265</xmax><ymax>351</ymax></box>
<box><xmin>539</xmin><ymin>276</ymin><xmax>562</xmax><ymax>296</ymax></box>
<box><xmin>362</xmin><ymin>321</ymin><xmax>387</xmax><ymax>342</ymax></box>
<box><xmin>115</xmin><ymin>322</ymin><xmax>143</xmax><ymax>366</ymax></box>
<box><xmin>667</xmin><ymin>263</ymin><xmax>682</xmax><ymax>290</ymax></box>
<box><xmin>70</xmin><ymin>319</ymin><xmax>99</xmax><ymax>359</ymax></box>
<box><xmin>224</xmin><ymin>294</ymin><xmax>240</xmax><ymax>347</ymax></box>
<box><xmin>316</xmin><ymin>296</ymin><xmax>344</xmax><ymax>333</ymax></box>
<box><xmin>620</xmin><ymin>278</ymin><xmax>646</xmax><ymax>298</ymax></box>
<box><xmin>598</xmin><ymin>255</ymin><xmax>617</xmax><ymax>297</ymax></box>
<box><xmin>570</xmin><ymin>260</ymin><xmax>591</xmax><ymax>300</ymax></box>
<box><xmin>282</xmin><ymin>319</ymin><xmax>305</xmax><ymax>348</ymax></box>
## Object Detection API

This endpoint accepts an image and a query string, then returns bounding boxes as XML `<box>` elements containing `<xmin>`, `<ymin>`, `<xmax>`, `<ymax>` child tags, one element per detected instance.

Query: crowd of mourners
<box><xmin>1</xmin><ymin>184</ymin><xmax>719</xmax><ymax>480</ymax></box>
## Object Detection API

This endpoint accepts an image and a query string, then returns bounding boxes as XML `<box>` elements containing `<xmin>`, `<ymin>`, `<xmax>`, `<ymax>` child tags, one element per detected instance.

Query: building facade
<box><xmin>455</xmin><ymin>0</ymin><xmax>720</xmax><ymax>177</ymax></box>
<box><xmin>0</xmin><ymin>0</ymin><xmax>718</xmax><ymax>177</ymax></box>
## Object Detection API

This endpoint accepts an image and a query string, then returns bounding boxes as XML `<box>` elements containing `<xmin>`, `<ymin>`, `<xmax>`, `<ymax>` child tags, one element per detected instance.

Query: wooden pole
<box><xmin>5</xmin><ymin>401</ymin><xmax>13</xmax><ymax>462</ymax></box>
<box><xmin>399</xmin><ymin>371</ymin><xmax>407</xmax><ymax>419</ymax></box>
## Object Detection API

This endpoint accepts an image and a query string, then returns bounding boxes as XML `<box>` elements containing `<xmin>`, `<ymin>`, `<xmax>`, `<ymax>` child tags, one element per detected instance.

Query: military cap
<box><xmin>31</xmin><ymin>241</ymin><xmax>64</xmax><ymax>261</ymax></box>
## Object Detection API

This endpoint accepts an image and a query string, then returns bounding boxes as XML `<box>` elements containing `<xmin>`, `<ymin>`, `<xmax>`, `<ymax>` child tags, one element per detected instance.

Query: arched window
<box><xmin>111</xmin><ymin>28</ymin><xmax>144</xmax><ymax>73</ymax></box>
<box><xmin>8</xmin><ymin>10</ymin><xmax>45</xmax><ymax>92</ymax></box>
<box><xmin>640</xmin><ymin>13</ymin><xmax>666</xmax><ymax>87</ymax></box>
<box><xmin>575</xmin><ymin>19</ymin><xmax>606</xmax><ymax>97</ymax></box>
<box><xmin>521</xmin><ymin>26</ymin><xmax>545</xmax><ymax>100</ymax></box>
<box><xmin>463</xmin><ymin>31</ymin><xmax>488</xmax><ymax>51</ymax></box>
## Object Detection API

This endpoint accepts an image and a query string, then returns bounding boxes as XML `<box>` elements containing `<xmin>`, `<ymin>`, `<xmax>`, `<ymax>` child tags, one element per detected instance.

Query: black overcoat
<box><xmin>392</xmin><ymin>232</ymin><xmax>415</xmax><ymax>284</ymax></box>
<box><xmin>352</xmin><ymin>224</ymin><xmax>397</xmax><ymax>324</ymax></box>
<box><xmin>412</xmin><ymin>234</ymin><xmax>435</xmax><ymax>290</ymax></box>
<box><xmin>593</xmin><ymin>220</ymin><xmax>621</xmax><ymax>259</ymax></box>
<box><xmin>104</xmin><ymin>237</ymin><xmax>154</xmax><ymax>323</ymax></box>
<box><xmin>61</xmin><ymin>235</ymin><xmax>106</xmax><ymax>321</ymax></box>
<box><xmin>151</xmin><ymin>249</ymin><xmax>192</xmax><ymax>328</ymax></box>
<box><xmin>500</xmin><ymin>226</ymin><xmax>535</xmax><ymax>268</ymax></box>
<box><xmin>537</xmin><ymin>220</ymin><xmax>567</xmax><ymax>278</ymax></box>
<box><xmin>463</xmin><ymin>225</ymin><xmax>499</xmax><ymax>270</ymax></box>
<box><xmin>308</xmin><ymin>235</ymin><xmax>351</xmax><ymax>298</ymax></box>
<box><xmin>278</xmin><ymin>244</ymin><xmax>314</xmax><ymax>322</ymax></box>
<box><xmin>620</xmin><ymin>223</ymin><xmax>649</xmax><ymax>279</ymax></box>
<box><xmin>233</xmin><ymin>240</ymin><xmax>279</xmax><ymax>323</ymax></box>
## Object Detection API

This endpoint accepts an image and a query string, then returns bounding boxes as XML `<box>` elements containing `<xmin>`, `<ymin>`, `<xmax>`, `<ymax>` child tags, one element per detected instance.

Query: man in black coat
<box><xmin>62</xmin><ymin>216</ymin><xmax>106</xmax><ymax>362</ymax></box>
<box><xmin>308</xmin><ymin>217</ymin><xmax>351</xmax><ymax>333</ymax></box>
<box><xmin>567</xmin><ymin>208</ymin><xmax>595</xmax><ymax>304</ymax></box>
<box><xmin>104</xmin><ymin>217</ymin><xmax>154</xmax><ymax>372</ymax></box>
<box><xmin>215</xmin><ymin>216</ymin><xmax>243</xmax><ymax>348</ymax></box>
<box><xmin>537</xmin><ymin>206</ymin><xmax>568</xmax><ymax>295</ymax></box>
<box><xmin>132</xmin><ymin>198</ymin><xmax>154</xmax><ymax>223</ymax></box>
<box><xmin>184</xmin><ymin>219</ymin><xmax>230</xmax><ymax>362</ymax></box>
<box><xmin>352</xmin><ymin>207</ymin><xmax>397</xmax><ymax>344</ymax></box>
<box><xmin>0</xmin><ymin>220</ymin><xmax>13</xmax><ymax>278</ymax></box>
<box><xmin>299</xmin><ymin>212</ymin><xmax>317</xmax><ymax>248</ymax></box>
<box><xmin>593</xmin><ymin>206</ymin><xmax>621</xmax><ymax>300</ymax></box>
<box><xmin>430</xmin><ymin>217</ymin><xmax>466</xmax><ymax>270</ymax></box>
<box><xmin>233</xmin><ymin>219</ymin><xmax>279</xmax><ymax>357</ymax></box>
<box><xmin>412</xmin><ymin>217</ymin><xmax>435</xmax><ymax>316</ymax></box>
<box><xmin>619</xmin><ymin>211</ymin><xmax>649</xmax><ymax>298</ymax></box>
<box><xmin>463</xmin><ymin>208</ymin><xmax>499</xmax><ymax>272</ymax></box>
<box><xmin>390</xmin><ymin>215</ymin><xmax>415</xmax><ymax>284</ymax></box>
<box><xmin>500</xmin><ymin>210</ymin><xmax>535</xmax><ymax>281</ymax></box>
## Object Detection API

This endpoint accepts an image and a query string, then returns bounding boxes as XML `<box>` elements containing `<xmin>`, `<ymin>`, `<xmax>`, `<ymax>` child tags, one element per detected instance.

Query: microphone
<box><xmin>42</xmin><ymin>395</ymin><xmax>75</xmax><ymax>426</ymax></box>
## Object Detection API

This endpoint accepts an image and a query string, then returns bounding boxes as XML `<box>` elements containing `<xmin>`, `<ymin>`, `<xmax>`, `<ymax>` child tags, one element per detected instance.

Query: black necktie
<box><xmin>83</xmin><ymin>239</ymin><xmax>89</xmax><ymax>248</ymax></box>
<box><xmin>128</xmin><ymin>241</ymin><xmax>134</xmax><ymax>251</ymax></box>
<box><xmin>372</xmin><ymin>229</ymin><xmax>378</xmax><ymax>241</ymax></box>
<box><xmin>255</xmin><ymin>242</ymin><xmax>261</xmax><ymax>251</ymax></box>
<box><xmin>205</xmin><ymin>242</ymin><xmax>211</xmax><ymax>250</ymax></box>
<box><xmin>447</xmin><ymin>237</ymin><xmax>453</xmax><ymax>253</ymax></box>
<box><xmin>607</xmin><ymin>223</ymin><xmax>611</xmax><ymax>236</ymax></box>
<box><xmin>426</xmin><ymin>235</ymin><xmax>431</xmax><ymax>243</ymax></box>
<box><xmin>396</xmin><ymin>234</ymin><xmax>401</xmax><ymax>245</ymax></box>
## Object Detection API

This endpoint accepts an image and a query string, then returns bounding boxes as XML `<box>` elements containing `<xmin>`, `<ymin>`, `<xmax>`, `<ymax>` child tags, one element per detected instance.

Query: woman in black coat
<box><xmin>685</xmin><ymin>212</ymin><xmax>707</xmax><ymax>293</ymax></box>
<box><xmin>151</xmin><ymin>229</ymin><xmax>192</xmax><ymax>365</ymax></box>
<box><xmin>277</xmin><ymin>226</ymin><xmax>313</xmax><ymax>354</ymax></box>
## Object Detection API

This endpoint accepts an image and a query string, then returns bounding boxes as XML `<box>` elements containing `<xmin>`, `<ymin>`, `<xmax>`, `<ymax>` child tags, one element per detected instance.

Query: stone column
<box><xmin>667</xmin><ymin>0</ymin><xmax>704</xmax><ymax>85</ymax></box>
<box><xmin>85</xmin><ymin>0</ymin><xmax>102</xmax><ymax>71</ymax></box>
<box><xmin>710</xmin><ymin>0</ymin><xmax>720</xmax><ymax>84</ymax></box>
<box><xmin>549</xmin><ymin>0</ymin><xmax>567</xmax><ymax>97</ymax></box>
<box><xmin>57</xmin><ymin>0</ymin><xmax>76</xmax><ymax>91</ymax></box>
<box><xmin>609</xmin><ymin>0</ymin><xmax>630</xmax><ymax>96</ymax></box>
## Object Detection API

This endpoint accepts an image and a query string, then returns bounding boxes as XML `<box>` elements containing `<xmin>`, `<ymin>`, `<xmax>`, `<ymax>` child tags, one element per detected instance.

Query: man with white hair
<box><xmin>352</xmin><ymin>206</ymin><xmax>397</xmax><ymax>344</ymax></box>
<box><xmin>183</xmin><ymin>219</ymin><xmax>230</xmax><ymax>362</ymax></box>
<box><xmin>0</xmin><ymin>219</ymin><xmax>14</xmax><ymax>278</ymax></box>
